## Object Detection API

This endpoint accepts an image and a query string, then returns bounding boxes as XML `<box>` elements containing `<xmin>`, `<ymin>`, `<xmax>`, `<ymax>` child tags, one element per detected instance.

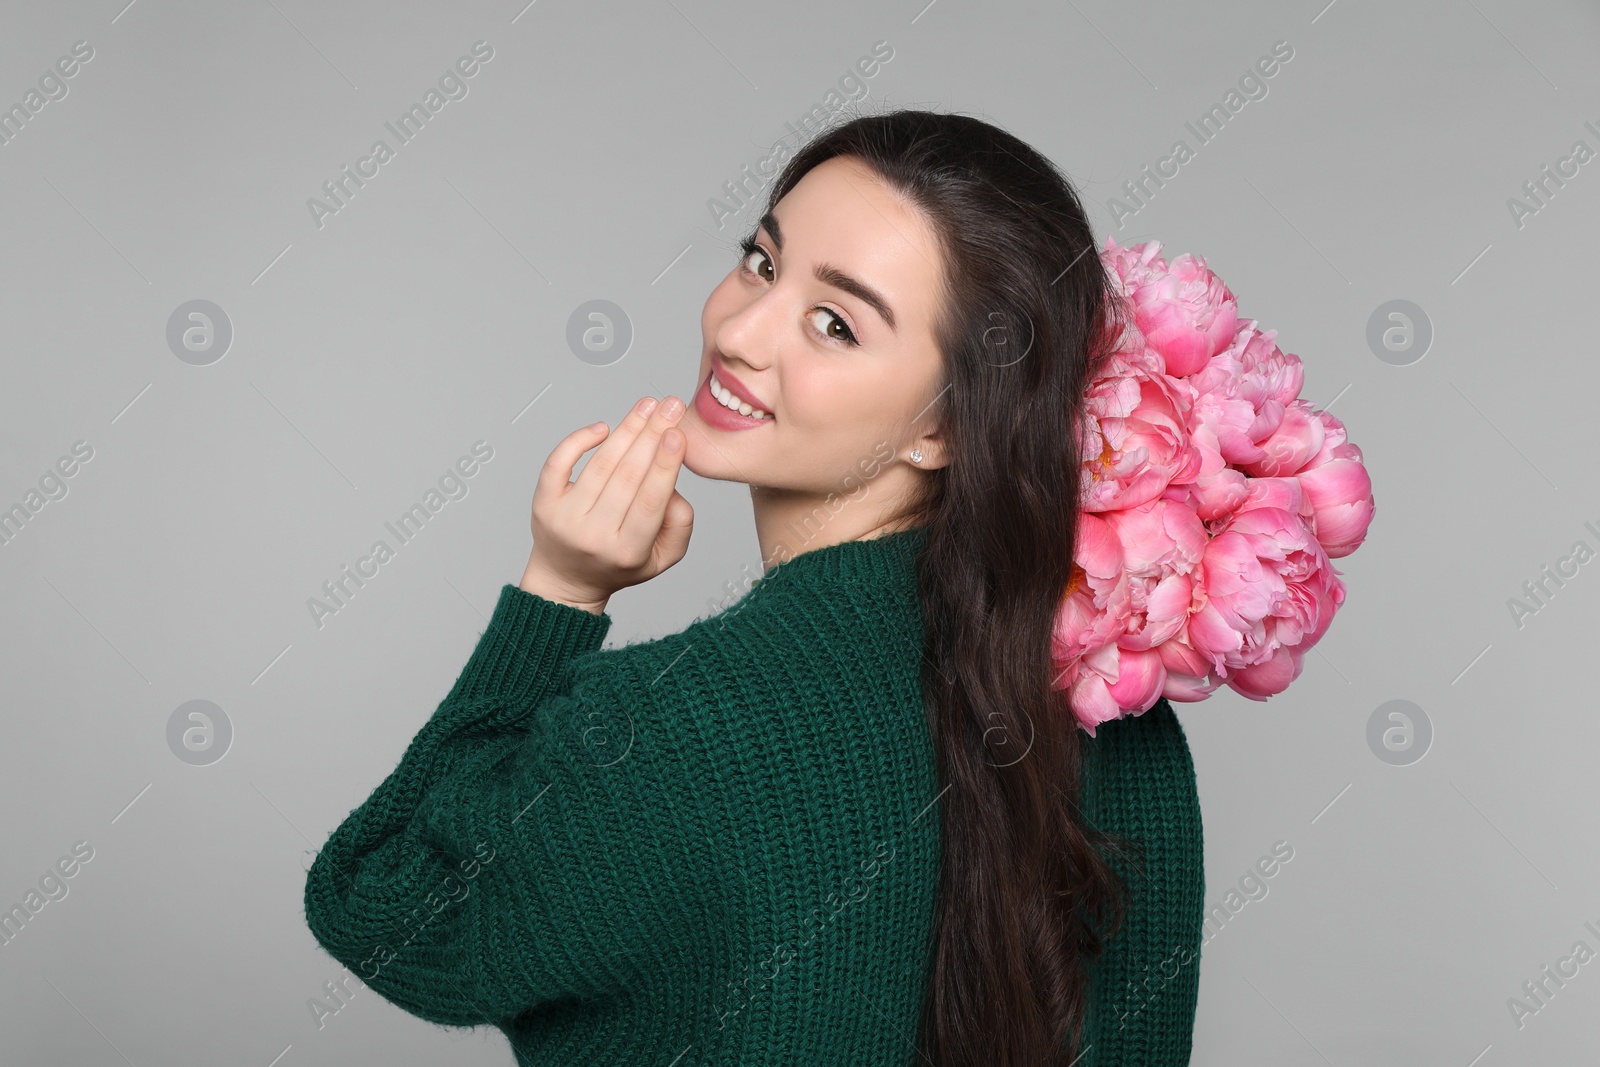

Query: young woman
<box><xmin>304</xmin><ymin>109</ymin><xmax>1204</xmax><ymax>1066</ymax></box>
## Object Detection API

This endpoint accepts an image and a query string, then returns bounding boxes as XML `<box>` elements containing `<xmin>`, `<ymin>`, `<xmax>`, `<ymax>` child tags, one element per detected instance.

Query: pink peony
<box><xmin>1184</xmin><ymin>500</ymin><xmax>1346</xmax><ymax>701</ymax></box>
<box><xmin>1243</xmin><ymin>399</ymin><xmax>1326</xmax><ymax>478</ymax></box>
<box><xmin>1103</xmin><ymin>236</ymin><xmax>1239</xmax><ymax>378</ymax></box>
<box><xmin>1187</xmin><ymin>320</ymin><xmax>1306</xmax><ymax>471</ymax></box>
<box><xmin>1064</xmin><ymin>644</ymin><xmax>1167</xmax><ymax>737</ymax></box>
<box><xmin>1050</xmin><ymin>238</ymin><xmax>1374</xmax><ymax>730</ymax></box>
<box><xmin>1080</xmin><ymin>351</ymin><xmax>1203</xmax><ymax>513</ymax></box>
<box><xmin>1293</xmin><ymin>409</ymin><xmax>1375</xmax><ymax>558</ymax></box>
<box><xmin>1052</xmin><ymin>500</ymin><xmax>1210</xmax><ymax>735</ymax></box>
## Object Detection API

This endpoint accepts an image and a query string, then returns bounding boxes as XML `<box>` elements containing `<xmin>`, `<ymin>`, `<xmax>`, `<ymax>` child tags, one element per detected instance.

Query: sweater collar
<box><xmin>754</xmin><ymin>523</ymin><xmax>929</xmax><ymax>589</ymax></box>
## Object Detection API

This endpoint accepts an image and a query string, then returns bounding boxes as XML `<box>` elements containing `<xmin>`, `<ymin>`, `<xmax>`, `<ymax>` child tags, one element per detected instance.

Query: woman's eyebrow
<box><xmin>758</xmin><ymin>211</ymin><xmax>898</xmax><ymax>334</ymax></box>
<box><xmin>814</xmin><ymin>264</ymin><xmax>897</xmax><ymax>333</ymax></box>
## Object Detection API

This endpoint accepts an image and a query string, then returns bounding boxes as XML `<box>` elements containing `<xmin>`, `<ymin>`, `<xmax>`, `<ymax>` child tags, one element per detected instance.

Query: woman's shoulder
<box><xmin>546</xmin><ymin>574</ymin><xmax>927</xmax><ymax>780</ymax></box>
<box><xmin>567</xmin><ymin>569</ymin><xmax>924</xmax><ymax>691</ymax></box>
<box><xmin>1080</xmin><ymin>698</ymin><xmax>1202</xmax><ymax>825</ymax></box>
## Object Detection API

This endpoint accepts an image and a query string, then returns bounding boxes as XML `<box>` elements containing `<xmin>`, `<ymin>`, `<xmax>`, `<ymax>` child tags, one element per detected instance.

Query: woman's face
<box><xmin>681</xmin><ymin>155</ymin><xmax>950</xmax><ymax>520</ymax></box>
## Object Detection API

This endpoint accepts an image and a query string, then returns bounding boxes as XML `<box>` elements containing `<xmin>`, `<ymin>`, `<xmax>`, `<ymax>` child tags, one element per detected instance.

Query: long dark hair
<box><xmin>754</xmin><ymin>109</ymin><xmax>1142</xmax><ymax>1064</ymax></box>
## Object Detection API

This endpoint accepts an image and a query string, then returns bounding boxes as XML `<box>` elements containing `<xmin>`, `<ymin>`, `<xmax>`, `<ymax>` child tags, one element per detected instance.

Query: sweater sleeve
<box><xmin>301</xmin><ymin>582</ymin><xmax>618</xmax><ymax>1028</ymax></box>
<box><xmin>1079</xmin><ymin>698</ymin><xmax>1207</xmax><ymax>1066</ymax></box>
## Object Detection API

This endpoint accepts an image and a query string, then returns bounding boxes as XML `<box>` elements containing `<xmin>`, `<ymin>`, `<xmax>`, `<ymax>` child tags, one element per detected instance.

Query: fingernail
<box><xmin>662</xmin><ymin>396</ymin><xmax>684</xmax><ymax>419</ymax></box>
<box><xmin>637</xmin><ymin>397</ymin><xmax>658</xmax><ymax>416</ymax></box>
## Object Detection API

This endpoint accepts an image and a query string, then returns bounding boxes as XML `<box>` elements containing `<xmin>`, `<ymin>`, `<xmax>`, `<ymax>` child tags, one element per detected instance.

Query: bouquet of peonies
<box><xmin>1052</xmin><ymin>237</ymin><xmax>1375</xmax><ymax>736</ymax></box>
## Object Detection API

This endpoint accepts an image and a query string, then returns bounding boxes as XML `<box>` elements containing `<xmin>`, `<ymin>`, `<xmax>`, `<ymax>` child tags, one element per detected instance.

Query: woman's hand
<box><xmin>518</xmin><ymin>395</ymin><xmax>694</xmax><ymax>613</ymax></box>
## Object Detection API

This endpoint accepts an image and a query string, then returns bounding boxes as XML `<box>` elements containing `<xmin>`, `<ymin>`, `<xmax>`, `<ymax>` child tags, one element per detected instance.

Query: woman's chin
<box><xmin>680</xmin><ymin>437</ymin><xmax>755</xmax><ymax>485</ymax></box>
<box><xmin>681</xmin><ymin>449</ymin><xmax>735</xmax><ymax>484</ymax></box>
<box><xmin>676</xmin><ymin>431</ymin><xmax>712</xmax><ymax>479</ymax></box>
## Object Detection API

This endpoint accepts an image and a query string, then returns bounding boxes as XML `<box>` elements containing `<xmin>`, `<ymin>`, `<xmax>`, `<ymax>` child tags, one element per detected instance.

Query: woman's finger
<box><xmin>617</xmin><ymin>423</ymin><xmax>687</xmax><ymax>552</ymax></box>
<box><xmin>591</xmin><ymin>397</ymin><xmax>684</xmax><ymax>536</ymax></box>
<box><xmin>650</xmin><ymin>486</ymin><xmax>695</xmax><ymax>573</ymax></box>
<box><xmin>534</xmin><ymin>420</ymin><xmax>611</xmax><ymax>511</ymax></box>
<box><xmin>567</xmin><ymin>396</ymin><xmax>658</xmax><ymax>513</ymax></box>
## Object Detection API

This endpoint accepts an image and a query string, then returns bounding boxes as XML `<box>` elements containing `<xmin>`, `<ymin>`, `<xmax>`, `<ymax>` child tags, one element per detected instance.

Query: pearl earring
<box><xmin>909</xmin><ymin>449</ymin><xmax>923</xmax><ymax>463</ymax></box>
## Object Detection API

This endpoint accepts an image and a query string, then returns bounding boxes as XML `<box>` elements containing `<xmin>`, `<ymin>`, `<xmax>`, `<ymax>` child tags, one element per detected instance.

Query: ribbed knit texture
<box><xmin>302</xmin><ymin>525</ymin><xmax>1204</xmax><ymax>1064</ymax></box>
<box><xmin>1080</xmin><ymin>697</ymin><xmax>1206</xmax><ymax>1064</ymax></box>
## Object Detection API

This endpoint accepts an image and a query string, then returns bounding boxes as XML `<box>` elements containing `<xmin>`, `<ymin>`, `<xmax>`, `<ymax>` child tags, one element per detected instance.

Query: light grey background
<box><xmin>2</xmin><ymin>0</ymin><xmax>1596</xmax><ymax>1063</ymax></box>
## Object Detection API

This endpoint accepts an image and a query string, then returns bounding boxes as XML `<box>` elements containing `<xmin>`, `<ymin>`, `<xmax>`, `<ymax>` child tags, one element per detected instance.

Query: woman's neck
<box><xmin>749</xmin><ymin>486</ymin><xmax>918</xmax><ymax>574</ymax></box>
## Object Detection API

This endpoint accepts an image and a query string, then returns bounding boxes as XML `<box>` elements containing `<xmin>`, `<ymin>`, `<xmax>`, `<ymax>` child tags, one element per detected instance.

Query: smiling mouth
<box><xmin>708</xmin><ymin>371</ymin><xmax>772</xmax><ymax>419</ymax></box>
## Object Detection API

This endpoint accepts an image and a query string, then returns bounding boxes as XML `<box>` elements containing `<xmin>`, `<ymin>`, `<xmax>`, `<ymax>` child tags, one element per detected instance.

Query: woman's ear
<box><xmin>909</xmin><ymin>426</ymin><xmax>950</xmax><ymax>470</ymax></box>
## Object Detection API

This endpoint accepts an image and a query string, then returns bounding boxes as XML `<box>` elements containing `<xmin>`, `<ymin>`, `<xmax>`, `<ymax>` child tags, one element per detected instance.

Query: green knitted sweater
<box><xmin>302</xmin><ymin>525</ymin><xmax>1204</xmax><ymax>1064</ymax></box>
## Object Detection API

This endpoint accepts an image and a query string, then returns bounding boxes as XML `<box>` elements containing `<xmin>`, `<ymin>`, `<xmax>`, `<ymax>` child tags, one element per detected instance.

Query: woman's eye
<box><xmin>742</xmin><ymin>246</ymin><xmax>773</xmax><ymax>282</ymax></box>
<box><xmin>807</xmin><ymin>307</ymin><xmax>857</xmax><ymax>345</ymax></box>
<box><xmin>740</xmin><ymin>240</ymin><xmax>856</xmax><ymax>346</ymax></box>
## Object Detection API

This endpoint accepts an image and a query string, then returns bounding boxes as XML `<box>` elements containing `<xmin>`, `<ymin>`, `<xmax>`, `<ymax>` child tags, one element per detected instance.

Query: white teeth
<box><xmin>710</xmin><ymin>373</ymin><xmax>770</xmax><ymax>419</ymax></box>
